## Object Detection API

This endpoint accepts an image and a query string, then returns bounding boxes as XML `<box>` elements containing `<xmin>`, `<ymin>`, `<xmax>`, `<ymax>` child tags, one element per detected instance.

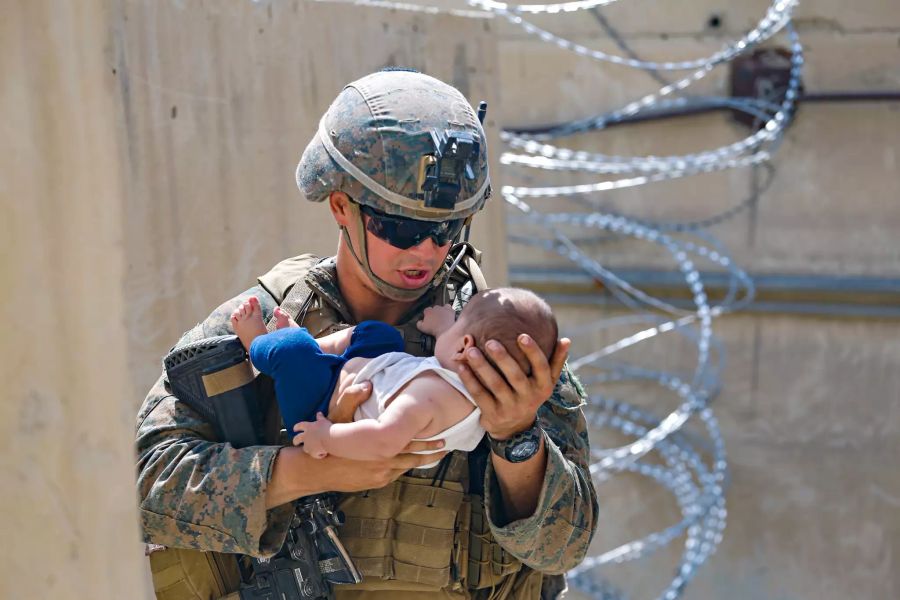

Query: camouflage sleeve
<box><xmin>483</xmin><ymin>366</ymin><xmax>599</xmax><ymax>574</ymax></box>
<box><xmin>135</xmin><ymin>285</ymin><xmax>295</xmax><ymax>557</ymax></box>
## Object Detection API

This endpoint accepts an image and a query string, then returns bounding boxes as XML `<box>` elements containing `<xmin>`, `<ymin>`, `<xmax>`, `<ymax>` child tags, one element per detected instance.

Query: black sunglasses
<box><xmin>359</xmin><ymin>204</ymin><xmax>465</xmax><ymax>250</ymax></box>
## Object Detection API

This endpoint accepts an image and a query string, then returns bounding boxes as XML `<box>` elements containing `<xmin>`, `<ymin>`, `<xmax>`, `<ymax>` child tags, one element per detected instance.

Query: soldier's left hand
<box><xmin>458</xmin><ymin>335</ymin><xmax>570</xmax><ymax>440</ymax></box>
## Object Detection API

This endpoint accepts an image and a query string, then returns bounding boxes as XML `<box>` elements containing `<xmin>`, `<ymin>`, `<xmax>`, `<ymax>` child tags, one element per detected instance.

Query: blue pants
<box><xmin>249</xmin><ymin>321</ymin><xmax>405</xmax><ymax>432</ymax></box>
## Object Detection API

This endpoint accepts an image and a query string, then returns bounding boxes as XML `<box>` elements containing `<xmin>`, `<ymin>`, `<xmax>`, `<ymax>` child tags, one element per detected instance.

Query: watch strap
<box><xmin>487</xmin><ymin>418</ymin><xmax>542</xmax><ymax>463</ymax></box>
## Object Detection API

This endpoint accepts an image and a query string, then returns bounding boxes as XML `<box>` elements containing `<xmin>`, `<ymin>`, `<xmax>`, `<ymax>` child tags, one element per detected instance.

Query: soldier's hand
<box><xmin>331</xmin><ymin>448</ymin><xmax>448</xmax><ymax>492</ymax></box>
<box><xmin>400</xmin><ymin>439</ymin><xmax>445</xmax><ymax>454</ymax></box>
<box><xmin>329</xmin><ymin>380</ymin><xmax>372</xmax><ymax>424</ymax></box>
<box><xmin>458</xmin><ymin>335</ymin><xmax>570</xmax><ymax>440</ymax></box>
<box><xmin>268</xmin><ymin>445</ymin><xmax>447</xmax><ymax>507</ymax></box>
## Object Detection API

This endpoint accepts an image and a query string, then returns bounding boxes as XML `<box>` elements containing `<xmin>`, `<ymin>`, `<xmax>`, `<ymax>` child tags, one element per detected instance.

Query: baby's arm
<box><xmin>293</xmin><ymin>375</ymin><xmax>450</xmax><ymax>460</ymax></box>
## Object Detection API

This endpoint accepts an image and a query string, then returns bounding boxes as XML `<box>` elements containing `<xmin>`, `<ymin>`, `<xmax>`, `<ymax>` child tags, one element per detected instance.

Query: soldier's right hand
<box><xmin>329</xmin><ymin>380</ymin><xmax>373</xmax><ymax>423</ymax></box>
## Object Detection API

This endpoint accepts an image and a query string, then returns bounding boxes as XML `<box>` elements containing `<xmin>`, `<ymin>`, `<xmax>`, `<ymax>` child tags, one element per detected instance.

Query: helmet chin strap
<box><xmin>342</xmin><ymin>202</ymin><xmax>448</xmax><ymax>303</ymax></box>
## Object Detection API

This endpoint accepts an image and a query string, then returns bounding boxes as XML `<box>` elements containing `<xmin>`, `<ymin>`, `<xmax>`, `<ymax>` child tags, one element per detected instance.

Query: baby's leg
<box><xmin>231</xmin><ymin>297</ymin><xmax>299</xmax><ymax>351</ymax></box>
<box><xmin>249</xmin><ymin>326</ymin><xmax>343</xmax><ymax>431</ymax></box>
<box><xmin>231</xmin><ymin>296</ymin><xmax>266</xmax><ymax>350</ymax></box>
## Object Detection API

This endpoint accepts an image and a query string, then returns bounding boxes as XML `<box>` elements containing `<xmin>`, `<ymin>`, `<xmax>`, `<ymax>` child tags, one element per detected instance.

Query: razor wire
<box><xmin>490</xmin><ymin>1</ymin><xmax>802</xmax><ymax>597</ymax></box>
<box><xmin>299</xmin><ymin>0</ymin><xmax>802</xmax><ymax>597</ymax></box>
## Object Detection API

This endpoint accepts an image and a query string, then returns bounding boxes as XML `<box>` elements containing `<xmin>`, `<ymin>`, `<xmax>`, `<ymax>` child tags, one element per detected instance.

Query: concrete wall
<box><xmin>2</xmin><ymin>1</ymin><xmax>504</xmax><ymax>598</ymax></box>
<box><xmin>555</xmin><ymin>310</ymin><xmax>900</xmax><ymax>600</ymax></box>
<box><xmin>496</xmin><ymin>2</ymin><xmax>900</xmax><ymax>277</ymax></box>
<box><xmin>0</xmin><ymin>2</ymin><xmax>149</xmax><ymax>597</ymax></box>
<box><xmin>491</xmin><ymin>1</ymin><xmax>900</xmax><ymax>598</ymax></box>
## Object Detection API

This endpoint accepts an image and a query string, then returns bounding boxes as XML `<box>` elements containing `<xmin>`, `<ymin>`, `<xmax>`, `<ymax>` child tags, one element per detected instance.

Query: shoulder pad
<box><xmin>257</xmin><ymin>254</ymin><xmax>321</xmax><ymax>303</ymax></box>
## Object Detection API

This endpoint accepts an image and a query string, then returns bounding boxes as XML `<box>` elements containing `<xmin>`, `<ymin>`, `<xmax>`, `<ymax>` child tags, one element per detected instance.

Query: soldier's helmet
<box><xmin>296</xmin><ymin>69</ymin><xmax>491</xmax><ymax>222</ymax></box>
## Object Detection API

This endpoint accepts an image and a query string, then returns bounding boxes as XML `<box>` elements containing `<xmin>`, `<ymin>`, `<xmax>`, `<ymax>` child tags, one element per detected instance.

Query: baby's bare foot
<box><xmin>273</xmin><ymin>307</ymin><xmax>299</xmax><ymax>330</ymax></box>
<box><xmin>230</xmin><ymin>296</ymin><xmax>267</xmax><ymax>351</ymax></box>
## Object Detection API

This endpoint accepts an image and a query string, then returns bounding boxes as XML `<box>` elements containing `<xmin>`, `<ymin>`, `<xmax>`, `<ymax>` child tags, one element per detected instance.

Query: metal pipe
<box><xmin>510</xmin><ymin>266</ymin><xmax>900</xmax><ymax>319</ymax></box>
<box><xmin>504</xmin><ymin>91</ymin><xmax>900</xmax><ymax>135</ymax></box>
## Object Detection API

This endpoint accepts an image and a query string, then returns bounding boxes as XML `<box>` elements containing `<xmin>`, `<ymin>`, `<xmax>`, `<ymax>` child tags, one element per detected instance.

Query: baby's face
<box><xmin>432</xmin><ymin>312</ymin><xmax>472</xmax><ymax>369</ymax></box>
<box><xmin>431</xmin><ymin>291</ymin><xmax>506</xmax><ymax>368</ymax></box>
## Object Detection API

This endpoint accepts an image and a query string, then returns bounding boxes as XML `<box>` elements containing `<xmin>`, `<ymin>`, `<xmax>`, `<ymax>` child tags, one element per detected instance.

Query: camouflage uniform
<box><xmin>136</xmin><ymin>261</ymin><xmax>598</xmax><ymax>588</ymax></box>
<box><xmin>136</xmin><ymin>70</ymin><xmax>598</xmax><ymax>598</ymax></box>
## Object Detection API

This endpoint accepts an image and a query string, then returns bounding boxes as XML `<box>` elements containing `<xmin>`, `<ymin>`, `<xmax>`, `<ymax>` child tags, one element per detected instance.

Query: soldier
<box><xmin>136</xmin><ymin>69</ymin><xmax>598</xmax><ymax>600</ymax></box>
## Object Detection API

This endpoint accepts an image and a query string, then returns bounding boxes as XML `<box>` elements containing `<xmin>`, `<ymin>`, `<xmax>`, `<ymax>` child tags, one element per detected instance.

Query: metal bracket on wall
<box><xmin>730</xmin><ymin>47</ymin><xmax>803</xmax><ymax>129</ymax></box>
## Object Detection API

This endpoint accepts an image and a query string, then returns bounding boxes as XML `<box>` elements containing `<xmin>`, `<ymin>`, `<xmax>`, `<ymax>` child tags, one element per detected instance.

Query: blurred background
<box><xmin>2</xmin><ymin>1</ymin><xmax>898</xmax><ymax>598</ymax></box>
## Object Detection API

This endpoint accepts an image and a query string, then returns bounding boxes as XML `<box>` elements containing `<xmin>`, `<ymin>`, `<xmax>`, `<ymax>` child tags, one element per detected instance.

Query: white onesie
<box><xmin>352</xmin><ymin>352</ymin><xmax>484</xmax><ymax>468</ymax></box>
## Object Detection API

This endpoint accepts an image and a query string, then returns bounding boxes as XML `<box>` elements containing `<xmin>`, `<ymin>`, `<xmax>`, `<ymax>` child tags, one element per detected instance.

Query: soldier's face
<box><xmin>330</xmin><ymin>191</ymin><xmax>453</xmax><ymax>292</ymax></box>
<box><xmin>363</xmin><ymin>216</ymin><xmax>452</xmax><ymax>290</ymax></box>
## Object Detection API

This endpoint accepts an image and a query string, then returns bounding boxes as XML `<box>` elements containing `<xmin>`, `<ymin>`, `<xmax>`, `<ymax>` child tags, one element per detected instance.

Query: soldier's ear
<box><xmin>329</xmin><ymin>191</ymin><xmax>353</xmax><ymax>227</ymax></box>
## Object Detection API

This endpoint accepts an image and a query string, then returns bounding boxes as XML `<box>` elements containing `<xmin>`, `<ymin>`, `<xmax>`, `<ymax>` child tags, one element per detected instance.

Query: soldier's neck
<box><xmin>334</xmin><ymin>252</ymin><xmax>416</xmax><ymax>325</ymax></box>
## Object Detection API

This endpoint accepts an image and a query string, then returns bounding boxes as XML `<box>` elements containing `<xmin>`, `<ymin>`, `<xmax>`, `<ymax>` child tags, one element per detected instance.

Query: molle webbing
<box><xmin>467</xmin><ymin>500</ymin><xmax>522</xmax><ymax>591</ymax></box>
<box><xmin>338</xmin><ymin>477</ymin><xmax>466</xmax><ymax>591</ymax></box>
<box><xmin>351</xmin><ymin>558</ymin><xmax>449</xmax><ymax>589</ymax></box>
<box><xmin>148</xmin><ymin>546</ymin><xmax>241</xmax><ymax>600</ymax></box>
<box><xmin>270</xmin><ymin>258</ymin><xmax>439</xmax><ymax>358</ymax></box>
<box><xmin>465</xmin><ymin>443</ymin><xmax>523</xmax><ymax>591</ymax></box>
<box><xmin>339</xmin><ymin>519</ymin><xmax>454</xmax><ymax>547</ymax></box>
<box><xmin>347</xmin><ymin>477</ymin><xmax>464</xmax><ymax>510</ymax></box>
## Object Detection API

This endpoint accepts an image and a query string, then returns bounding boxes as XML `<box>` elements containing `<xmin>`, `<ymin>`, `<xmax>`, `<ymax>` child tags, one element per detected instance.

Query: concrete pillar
<box><xmin>0</xmin><ymin>1</ymin><xmax>150</xmax><ymax>598</ymax></box>
<box><xmin>1</xmin><ymin>2</ymin><xmax>505</xmax><ymax>597</ymax></box>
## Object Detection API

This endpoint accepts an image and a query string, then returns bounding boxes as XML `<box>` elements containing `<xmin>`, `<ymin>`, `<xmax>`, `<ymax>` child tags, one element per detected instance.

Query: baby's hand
<box><xmin>292</xmin><ymin>412</ymin><xmax>331</xmax><ymax>459</ymax></box>
<box><xmin>417</xmin><ymin>304</ymin><xmax>457</xmax><ymax>336</ymax></box>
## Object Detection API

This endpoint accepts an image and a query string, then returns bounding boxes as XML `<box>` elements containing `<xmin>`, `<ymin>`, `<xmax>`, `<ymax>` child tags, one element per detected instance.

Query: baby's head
<box><xmin>434</xmin><ymin>287</ymin><xmax>558</xmax><ymax>376</ymax></box>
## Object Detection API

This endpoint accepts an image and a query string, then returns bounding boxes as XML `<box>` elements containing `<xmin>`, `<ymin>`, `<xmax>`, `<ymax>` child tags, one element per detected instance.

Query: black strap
<box><xmin>429</xmin><ymin>453</ymin><xmax>453</xmax><ymax>488</ymax></box>
<box><xmin>467</xmin><ymin>438</ymin><xmax>490</xmax><ymax>496</ymax></box>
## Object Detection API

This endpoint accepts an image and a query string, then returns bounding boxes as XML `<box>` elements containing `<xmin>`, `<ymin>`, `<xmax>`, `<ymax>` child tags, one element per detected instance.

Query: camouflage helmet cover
<box><xmin>296</xmin><ymin>70</ymin><xmax>491</xmax><ymax>222</ymax></box>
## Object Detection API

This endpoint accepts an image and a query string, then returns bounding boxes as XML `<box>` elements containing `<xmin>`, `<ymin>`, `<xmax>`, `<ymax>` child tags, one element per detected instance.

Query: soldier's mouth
<box><xmin>399</xmin><ymin>269</ymin><xmax>430</xmax><ymax>286</ymax></box>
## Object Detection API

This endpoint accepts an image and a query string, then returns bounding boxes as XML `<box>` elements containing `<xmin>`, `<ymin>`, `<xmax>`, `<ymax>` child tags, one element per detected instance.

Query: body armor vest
<box><xmin>150</xmin><ymin>247</ymin><xmax>545</xmax><ymax>600</ymax></box>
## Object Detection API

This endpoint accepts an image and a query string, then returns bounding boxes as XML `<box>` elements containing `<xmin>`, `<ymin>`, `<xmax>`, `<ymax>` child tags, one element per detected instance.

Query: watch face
<box><xmin>508</xmin><ymin>440</ymin><xmax>539</xmax><ymax>462</ymax></box>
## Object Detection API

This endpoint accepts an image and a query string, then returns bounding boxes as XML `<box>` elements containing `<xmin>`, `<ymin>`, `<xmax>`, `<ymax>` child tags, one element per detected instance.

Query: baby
<box><xmin>230</xmin><ymin>288</ymin><xmax>557</xmax><ymax>467</ymax></box>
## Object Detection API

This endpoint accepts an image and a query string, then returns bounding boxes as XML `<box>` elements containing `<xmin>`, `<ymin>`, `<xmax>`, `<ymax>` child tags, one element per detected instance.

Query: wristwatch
<box><xmin>487</xmin><ymin>419</ymin><xmax>543</xmax><ymax>463</ymax></box>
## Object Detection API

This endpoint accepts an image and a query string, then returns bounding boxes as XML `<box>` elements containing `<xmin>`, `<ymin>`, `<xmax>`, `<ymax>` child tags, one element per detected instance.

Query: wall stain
<box><xmin>452</xmin><ymin>43</ymin><xmax>470</xmax><ymax>98</ymax></box>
